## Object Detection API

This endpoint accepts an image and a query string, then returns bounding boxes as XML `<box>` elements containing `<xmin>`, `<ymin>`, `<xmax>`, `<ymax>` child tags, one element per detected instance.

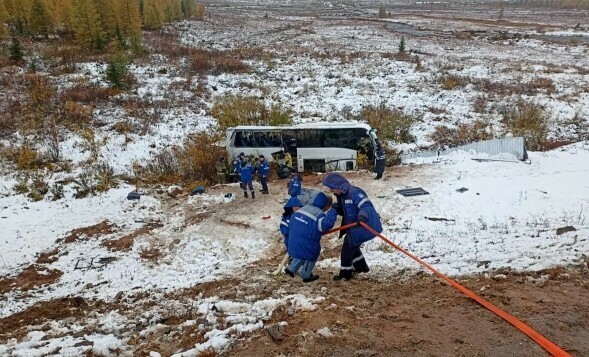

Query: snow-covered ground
<box><xmin>1</xmin><ymin>4</ymin><xmax>589</xmax><ymax>356</ymax></box>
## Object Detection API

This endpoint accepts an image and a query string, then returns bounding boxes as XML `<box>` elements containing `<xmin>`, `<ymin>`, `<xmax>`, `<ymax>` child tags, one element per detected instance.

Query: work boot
<box><xmin>353</xmin><ymin>258</ymin><xmax>370</xmax><ymax>274</ymax></box>
<box><xmin>251</xmin><ymin>191</ymin><xmax>255</xmax><ymax>199</ymax></box>
<box><xmin>284</xmin><ymin>268</ymin><xmax>295</xmax><ymax>277</ymax></box>
<box><xmin>303</xmin><ymin>274</ymin><xmax>319</xmax><ymax>283</ymax></box>
<box><xmin>243</xmin><ymin>191</ymin><xmax>248</xmax><ymax>198</ymax></box>
<box><xmin>332</xmin><ymin>270</ymin><xmax>353</xmax><ymax>281</ymax></box>
<box><xmin>262</xmin><ymin>190</ymin><xmax>269</xmax><ymax>194</ymax></box>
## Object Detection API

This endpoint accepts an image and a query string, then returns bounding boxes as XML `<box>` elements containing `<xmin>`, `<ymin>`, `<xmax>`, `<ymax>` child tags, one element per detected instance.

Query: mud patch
<box><xmin>139</xmin><ymin>247</ymin><xmax>164</xmax><ymax>261</ymax></box>
<box><xmin>101</xmin><ymin>223</ymin><xmax>163</xmax><ymax>251</ymax></box>
<box><xmin>0</xmin><ymin>297</ymin><xmax>88</xmax><ymax>340</ymax></box>
<box><xmin>0</xmin><ymin>264</ymin><xmax>63</xmax><ymax>294</ymax></box>
<box><xmin>62</xmin><ymin>220</ymin><xmax>118</xmax><ymax>243</ymax></box>
<box><xmin>35</xmin><ymin>248</ymin><xmax>60</xmax><ymax>264</ymax></box>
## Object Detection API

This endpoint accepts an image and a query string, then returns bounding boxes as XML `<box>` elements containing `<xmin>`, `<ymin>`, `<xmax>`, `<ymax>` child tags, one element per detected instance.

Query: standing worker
<box><xmin>374</xmin><ymin>143</ymin><xmax>386</xmax><ymax>180</ymax></box>
<box><xmin>239</xmin><ymin>157</ymin><xmax>255</xmax><ymax>199</ymax></box>
<box><xmin>322</xmin><ymin>173</ymin><xmax>383</xmax><ymax>281</ymax></box>
<box><xmin>258</xmin><ymin>155</ymin><xmax>270</xmax><ymax>194</ymax></box>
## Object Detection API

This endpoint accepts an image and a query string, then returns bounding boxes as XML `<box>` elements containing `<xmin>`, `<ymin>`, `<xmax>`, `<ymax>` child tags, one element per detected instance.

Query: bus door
<box><xmin>281</xmin><ymin>130</ymin><xmax>298</xmax><ymax>172</ymax></box>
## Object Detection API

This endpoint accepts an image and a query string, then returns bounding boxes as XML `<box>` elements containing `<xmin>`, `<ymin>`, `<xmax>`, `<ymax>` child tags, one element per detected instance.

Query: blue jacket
<box><xmin>280</xmin><ymin>197</ymin><xmax>303</xmax><ymax>249</ymax></box>
<box><xmin>288</xmin><ymin>174</ymin><xmax>302</xmax><ymax>197</ymax></box>
<box><xmin>259</xmin><ymin>160</ymin><xmax>270</xmax><ymax>177</ymax></box>
<box><xmin>374</xmin><ymin>147</ymin><xmax>386</xmax><ymax>174</ymax></box>
<box><xmin>322</xmin><ymin>173</ymin><xmax>383</xmax><ymax>246</ymax></box>
<box><xmin>287</xmin><ymin>193</ymin><xmax>337</xmax><ymax>261</ymax></box>
<box><xmin>239</xmin><ymin>162</ymin><xmax>254</xmax><ymax>183</ymax></box>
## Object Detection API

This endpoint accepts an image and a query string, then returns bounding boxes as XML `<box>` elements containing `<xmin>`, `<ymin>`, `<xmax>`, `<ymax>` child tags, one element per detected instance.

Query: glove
<box><xmin>357</xmin><ymin>215</ymin><xmax>368</xmax><ymax>224</ymax></box>
<box><xmin>331</xmin><ymin>202</ymin><xmax>343</xmax><ymax>216</ymax></box>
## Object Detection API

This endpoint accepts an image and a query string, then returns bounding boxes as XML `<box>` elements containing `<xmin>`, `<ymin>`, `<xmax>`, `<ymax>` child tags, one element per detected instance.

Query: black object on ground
<box><xmin>396</xmin><ymin>188</ymin><xmax>429</xmax><ymax>197</ymax></box>
<box><xmin>127</xmin><ymin>192</ymin><xmax>141</xmax><ymax>200</ymax></box>
<box><xmin>456</xmin><ymin>187</ymin><xmax>469</xmax><ymax>193</ymax></box>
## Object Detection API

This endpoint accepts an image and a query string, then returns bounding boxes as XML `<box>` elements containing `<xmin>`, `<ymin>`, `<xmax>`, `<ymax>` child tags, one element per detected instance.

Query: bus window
<box><xmin>324</xmin><ymin>129</ymin><xmax>359</xmax><ymax>150</ymax></box>
<box><xmin>296</xmin><ymin>129</ymin><xmax>324</xmax><ymax>148</ymax></box>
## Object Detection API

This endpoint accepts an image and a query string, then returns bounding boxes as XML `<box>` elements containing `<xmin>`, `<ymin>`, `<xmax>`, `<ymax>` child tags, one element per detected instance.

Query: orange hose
<box><xmin>358</xmin><ymin>222</ymin><xmax>571</xmax><ymax>357</ymax></box>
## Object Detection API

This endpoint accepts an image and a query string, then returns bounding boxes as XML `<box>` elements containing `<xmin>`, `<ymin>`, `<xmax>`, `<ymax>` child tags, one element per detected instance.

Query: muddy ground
<box><xmin>1</xmin><ymin>170</ymin><xmax>588</xmax><ymax>356</ymax></box>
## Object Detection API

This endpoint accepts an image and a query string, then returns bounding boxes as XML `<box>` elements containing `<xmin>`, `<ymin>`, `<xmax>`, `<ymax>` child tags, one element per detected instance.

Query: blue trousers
<box><xmin>288</xmin><ymin>258</ymin><xmax>316</xmax><ymax>279</ymax></box>
<box><xmin>260</xmin><ymin>175</ymin><xmax>268</xmax><ymax>192</ymax></box>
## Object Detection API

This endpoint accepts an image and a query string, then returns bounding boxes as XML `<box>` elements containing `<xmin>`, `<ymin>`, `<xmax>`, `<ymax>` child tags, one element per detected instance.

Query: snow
<box><xmin>319</xmin><ymin>141</ymin><xmax>589</xmax><ymax>276</ymax></box>
<box><xmin>1</xmin><ymin>5</ymin><xmax>589</xmax><ymax>356</ymax></box>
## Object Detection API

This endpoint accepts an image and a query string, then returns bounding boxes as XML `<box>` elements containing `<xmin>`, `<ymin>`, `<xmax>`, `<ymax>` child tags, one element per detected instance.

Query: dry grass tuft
<box><xmin>429</xmin><ymin>120</ymin><xmax>494</xmax><ymax>148</ymax></box>
<box><xmin>501</xmin><ymin>101</ymin><xmax>549</xmax><ymax>151</ymax></box>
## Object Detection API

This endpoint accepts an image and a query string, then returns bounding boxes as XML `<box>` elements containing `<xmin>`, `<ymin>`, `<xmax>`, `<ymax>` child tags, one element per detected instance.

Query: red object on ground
<box><xmin>261</xmin><ymin>215</ymin><xmax>271</xmax><ymax>220</ymax></box>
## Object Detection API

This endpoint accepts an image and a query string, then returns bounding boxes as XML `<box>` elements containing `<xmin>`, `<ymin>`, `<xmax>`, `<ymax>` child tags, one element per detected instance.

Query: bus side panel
<box><xmin>297</xmin><ymin>148</ymin><xmax>357</xmax><ymax>172</ymax></box>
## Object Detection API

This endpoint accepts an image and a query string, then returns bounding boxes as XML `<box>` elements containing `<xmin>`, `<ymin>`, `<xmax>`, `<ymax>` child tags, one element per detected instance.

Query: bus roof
<box><xmin>227</xmin><ymin>121</ymin><xmax>372</xmax><ymax>132</ymax></box>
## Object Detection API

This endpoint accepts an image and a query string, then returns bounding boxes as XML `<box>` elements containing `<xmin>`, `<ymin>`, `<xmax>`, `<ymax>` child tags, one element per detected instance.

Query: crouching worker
<box><xmin>322</xmin><ymin>173</ymin><xmax>383</xmax><ymax>281</ymax></box>
<box><xmin>285</xmin><ymin>192</ymin><xmax>337</xmax><ymax>282</ymax></box>
<box><xmin>280</xmin><ymin>197</ymin><xmax>303</xmax><ymax>250</ymax></box>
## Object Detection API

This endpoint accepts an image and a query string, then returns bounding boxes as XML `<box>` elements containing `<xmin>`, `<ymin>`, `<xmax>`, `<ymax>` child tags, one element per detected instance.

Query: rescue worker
<box><xmin>258</xmin><ymin>154</ymin><xmax>270</xmax><ymax>194</ymax></box>
<box><xmin>233</xmin><ymin>152</ymin><xmax>246</xmax><ymax>183</ymax></box>
<box><xmin>374</xmin><ymin>144</ymin><xmax>386</xmax><ymax>180</ymax></box>
<box><xmin>322</xmin><ymin>173</ymin><xmax>383</xmax><ymax>281</ymax></box>
<box><xmin>288</xmin><ymin>170</ymin><xmax>302</xmax><ymax>197</ymax></box>
<box><xmin>239</xmin><ymin>157</ymin><xmax>255</xmax><ymax>199</ymax></box>
<box><xmin>280</xmin><ymin>196</ymin><xmax>303</xmax><ymax>250</ymax></box>
<box><xmin>285</xmin><ymin>192</ymin><xmax>337</xmax><ymax>282</ymax></box>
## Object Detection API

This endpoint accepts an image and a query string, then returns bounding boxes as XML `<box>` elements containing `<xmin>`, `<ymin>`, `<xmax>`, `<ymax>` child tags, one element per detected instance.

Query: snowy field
<box><xmin>1</xmin><ymin>2</ymin><xmax>589</xmax><ymax>356</ymax></box>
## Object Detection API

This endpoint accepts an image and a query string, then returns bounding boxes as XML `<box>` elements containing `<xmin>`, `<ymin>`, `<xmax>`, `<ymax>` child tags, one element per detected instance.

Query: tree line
<box><xmin>0</xmin><ymin>0</ymin><xmax>205</xmax><ymax>50</ymax></box>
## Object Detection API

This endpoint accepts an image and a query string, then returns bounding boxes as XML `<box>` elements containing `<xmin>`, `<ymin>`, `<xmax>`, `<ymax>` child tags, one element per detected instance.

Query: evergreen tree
<box><xmin>399</xmin><ymin>36</ymin><xmax>406</xmax><ymax>53</ymax></box>
<box><xmin>105</xmin><ymin>52</ymin><xmax>129</xmax><ymax>89</ymax></box>
<box><xmin>143</xmin><ymin>0</ymin><xmax>164</xmax><ymax>29</ymax></box>
<box><xmin>9</xmin><ymin>35</ymin><xmax>24</xmax><ymax>62</ymax></box>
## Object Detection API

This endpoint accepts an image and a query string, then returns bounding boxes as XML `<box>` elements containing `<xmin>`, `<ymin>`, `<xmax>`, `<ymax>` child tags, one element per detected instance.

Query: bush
<box><xmin>133</xmin><ymin>132</ymin><xmax>226</xmax><ymax>185</ymax></box>
<box><xmin>211</xmin><ymin>95</ymin><xmax>292</xmax><ymax>133</ymax></box>
<box><xmin>502</xmin><ymin>101</ymin><xmax>549</xmax><ymax>151</ymax></box>
<box><xmin>428</xmin><ymin>120</ymin><xmax>493</xmax><ymax>148</ymax></box>
<box><xmin>13</xmin><ymin>171</ymin><xmax>49</xmax><ymax>201</ymax></box>
<box><xmin>440</xmin><ymin>75</ymin><xmax>470</xmax><ymax>90</ymax></box>
<box><xmin>72</xmin><ymin>163</ymin><xmax>118</xmax><ymax>198</ymax></box>
<box><xmin>361</xmin><ymin>103</ymin><xmax>416</xmax><ymax>143</ymax></box>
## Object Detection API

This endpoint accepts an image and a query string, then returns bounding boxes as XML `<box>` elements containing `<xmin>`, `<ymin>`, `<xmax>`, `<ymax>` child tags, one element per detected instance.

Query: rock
<box><xmin>167</xmin><ymin>186</ymin><xmax>183</xmax><ymax>198</ymax></box>
<box><xmin>353</xmin><ymin>349</ymin><xmax>379</xmax><ymax>357</ymax></box>
<box><xmin>556</xmin><ymin>226</ymin><xmax>576</xmax><ymax>235</ymax></box>
<box><xmin>266</xmin><ymin>323</ymin><xmax>285</xmax><ymax>340</ymax></box>
<box><xmin>316</xmin><ymin>327</ymin><xmax>333</xmax><ymax>338</ymax></box>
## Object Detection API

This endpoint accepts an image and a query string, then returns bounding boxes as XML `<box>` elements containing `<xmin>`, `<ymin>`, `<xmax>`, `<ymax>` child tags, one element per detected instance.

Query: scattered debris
<box><xmin>127</xmin><ymin>192</ymin><xmax>141</xmax><ymax>200</ymax></box>
<box><xmin>191</xmin><ymin>186</ymin><xmax>205</xmax><ymax>196</ymax></box>
<box><xmin>396</xmin><ymin>187</ymin><xmax>429</xmax><ymax>197</ymax></box>
<box><xmin>424</xmin><ymin>217</ymin><xmax>455</xmax><ymax>222</ymax></box>
<box><xmin>556</xmin><ymin>226</ymin><xmax>576</xmax><ymax>235</ymax></box>
<box><xmin>261</xmin><ymin>215</ymin><xmax>272</xmax><ymax>220</ymax></box>
<box><xmin>456</xmin><ymin>187</ymin><xmax>469</xmax><ymax>193</ymax></box>
<box><xmin>167</xmin><ymin>186</ymin><xmax>183</xmax><ymax>198</ymax></box>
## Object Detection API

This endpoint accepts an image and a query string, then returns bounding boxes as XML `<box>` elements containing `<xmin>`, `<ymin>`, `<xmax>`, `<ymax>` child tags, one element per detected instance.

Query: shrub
<box><xmin>440</xmin><ymin>75</ymin><xmax>470</xmax><ymax>90</ymax></box>
<box><xmin>399</xmin><ymin>36</ymin><xmax>406</xmax><ymax>53</ymax></box>
<box><xmin>361</xmin><ymin>103</ymin><xmax>416</xmax><ymax>143</ymax></box>
<box><xmin>72</xmin><ymin>163</ymin><xmax>118</xmax><ymax>198</ymax></box>
<box><xmin>428</xmin><ymin>120</ymin><xmax>493</xmax><ymax>148</ymax></box>
<box><xmin>50</xmin><ymin>183</ymin><xmax>64</xmax><ymax>201</ymax></box>
<box><xmin>133</xmin><ymin>132</ymin><xmax>225</xmax><ymax>184</ymax></box>
<box><xmin>211</xmin><ymin>95</ymin><xmax>292</xmax><ymax>133</ymax></box>
<box><xmin>501</xmin><ymin>101</ymin><xmax>549</xmax><ymax>151</ymax></box>
<box><xmin>13</xmin><ymin>171</ymin><xmax>49</xmax><ymax>201</ymax></box>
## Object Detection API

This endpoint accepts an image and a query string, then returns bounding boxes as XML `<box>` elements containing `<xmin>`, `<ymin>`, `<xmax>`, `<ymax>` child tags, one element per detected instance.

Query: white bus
<box><xmin>226</xmin><ymin>122</ymin><xmax>379</xmax><ymax>174</ymax></box>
